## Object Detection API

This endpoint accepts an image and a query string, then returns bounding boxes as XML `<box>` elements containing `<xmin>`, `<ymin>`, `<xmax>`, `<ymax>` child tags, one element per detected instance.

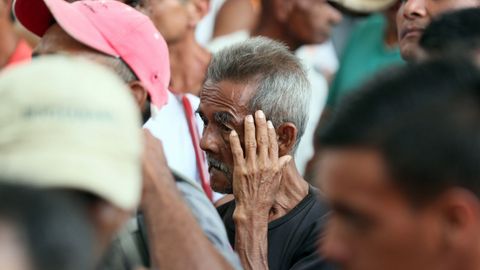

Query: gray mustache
<box><xmin>206</xmin><ymin>156</ymin><xmax>231</xmax><ymax>176</ymax></box>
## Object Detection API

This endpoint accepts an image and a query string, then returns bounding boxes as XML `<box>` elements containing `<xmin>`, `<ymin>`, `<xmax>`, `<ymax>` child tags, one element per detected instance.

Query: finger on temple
<box><xmin>255</xmin><ymin>110</ymin><xmax>269</xmax><ymax>161</ymax></box>
<box><xmin>230</xmin><ymin>130</ymin><xmax>245</xmax><ymax>167</ymax></box>
<box><xmin>244</xmin><ymin>114</ymin><xmax>257</xmax><ymax>162</ymax></box>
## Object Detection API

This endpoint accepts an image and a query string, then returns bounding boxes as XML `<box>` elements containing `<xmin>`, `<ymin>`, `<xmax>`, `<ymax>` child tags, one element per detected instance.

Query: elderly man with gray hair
<box><xmin>197</xmin><ymin>37</ymin><xmax>331</xmax><ymax>270</ymax></box>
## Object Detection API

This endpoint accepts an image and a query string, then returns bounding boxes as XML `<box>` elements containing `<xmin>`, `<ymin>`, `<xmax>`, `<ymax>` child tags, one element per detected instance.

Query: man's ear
<box><xmin>128</xmin><ymin>80</ymin><xmax>149</xmax><ymax>110</ymax></box>
<box><xmin>272</xmin><ymin>0</ymin><xmax>294</xmax><ymax>23</ymax></box>
<box><xmin>276</xmin><ymin>122</ymin><xmax>298</xmax><ymax>156</ymax></box>
<box><xmin>436</xmin><ymin>188</ymin><xmax>480</xmax><ymax>251</ymax></box>
<box><xmin>187</xmin><ymin>0</ymin><xmax>210</xmax><ymax>28</ymax></box>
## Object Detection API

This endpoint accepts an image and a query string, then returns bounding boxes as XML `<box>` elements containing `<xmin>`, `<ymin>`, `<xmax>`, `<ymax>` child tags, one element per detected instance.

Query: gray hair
<box><xmin>206</xmin><ymin>37</ymin><xmax>311</xmax><ymax>152</ymax></box>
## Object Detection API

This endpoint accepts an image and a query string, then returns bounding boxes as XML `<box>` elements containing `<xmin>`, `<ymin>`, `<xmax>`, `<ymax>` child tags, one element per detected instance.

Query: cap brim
<box><xmin>14</xmin><ymin>0</ymin><xmax>117</xmax><ymax>56</ymax></box>
<box><xmin>329</xmin><ymin>0</ymin><xmax>396</xmax><ymax>12</ymax></box>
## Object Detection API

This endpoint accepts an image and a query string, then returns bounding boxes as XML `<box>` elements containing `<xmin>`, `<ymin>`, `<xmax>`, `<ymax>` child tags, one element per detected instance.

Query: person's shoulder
<box><xmin>292</xmin><ymin>185</ymin><xmax>329</xmax><ymax>226</ymax></box>
<box><xmin>186</xmin><ymin>94</ymin><xmax>200</xmax><ymax>110</ymax></box>
<box><xmin>308</xmin><ymin>186</ymin><xmax>329</xmax><ymax>214</ymax></box>
<box><xmin>281</xmin><ymin>187</ymin><xmax>333</xmax><ymax>270</ymax></box>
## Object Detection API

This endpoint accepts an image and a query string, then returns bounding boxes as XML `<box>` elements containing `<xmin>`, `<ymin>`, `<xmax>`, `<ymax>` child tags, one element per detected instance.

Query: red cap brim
<box><xmin>14</xmin><ymin>0</ymin><xmax>117</xmax><ymax>57</ymax></box>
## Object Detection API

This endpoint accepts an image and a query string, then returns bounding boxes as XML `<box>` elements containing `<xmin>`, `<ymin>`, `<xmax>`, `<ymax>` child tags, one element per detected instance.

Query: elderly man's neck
<box><xmin>269</xmin><ymin>160</ymin><xmax>309</xmax><ymax>222</ymax></box>
<box><xmin>168</xmin><ymin>32</ymin><xmax>211</xmax><ymax>96</ymax></box>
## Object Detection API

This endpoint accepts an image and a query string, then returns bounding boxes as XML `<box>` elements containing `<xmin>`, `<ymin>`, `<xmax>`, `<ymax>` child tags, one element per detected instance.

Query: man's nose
<box><xmin>402</xmin><ymin>0</ymin><xmax>427</xmax><ymax>20</ymax></box>
<box><xmin>199</xmin><ymin>126</ymin><xmax>220</xmax><ymax>154</ymax></box>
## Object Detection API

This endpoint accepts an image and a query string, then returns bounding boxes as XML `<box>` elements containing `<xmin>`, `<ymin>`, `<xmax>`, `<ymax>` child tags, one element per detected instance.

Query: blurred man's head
<box><xmin>14</xmin><ymin>0</ymin><xmax>170</xmax><ymax>121</ymax></box>
<box><xmin>126</xmin><ymin>0</ymin><xmax>209</xmax><ymax>44</ymax></box>
<box><xmin>317</xmin><ymin>58</ymin><xmax>480</xmax><ymax>270</ymax></box>
<box><xmin>0</xmin><ymin>56</ymin><xmax>143</xmax><ymax>262</ymax></box>
<box><xmin>396</xmin><ymin>0</ymin><xmax>480</xmax><ymax>62</ymax></box>
<box><xmin>420</xmin><ymin>8</ymin><xmax>480</xmax><ymax>63</ymax></box>
<box><xmin>259</xmin><ymin>0</ymin><xmax>342</xmax><ymax>49</ymax></box>
<box><xmin>198</xmin><ymin>37</ymin><xmax>310</xmax><ymax>193</ymax></box>
<box><xmin>0</xmin><ymin>184</ymin><xmax>96</xmax><ymax>270</ymax></box>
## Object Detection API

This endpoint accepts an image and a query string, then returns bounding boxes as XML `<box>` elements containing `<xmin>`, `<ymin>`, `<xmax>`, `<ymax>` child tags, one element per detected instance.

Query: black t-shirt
<box><xmin>217</xmin><ymin>186</ymin><xmax>334</xmax><ymax>270</ymax></box>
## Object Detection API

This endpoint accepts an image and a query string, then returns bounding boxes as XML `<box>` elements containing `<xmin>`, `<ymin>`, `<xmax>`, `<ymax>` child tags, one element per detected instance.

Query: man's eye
<box><xmin>345</xmin><ymin>215</ymin><xmax>372</xmax><ymax>232</ymax></box>
<box><xmin>334</xmin><ymin>210</ymin><xmax>373</xmax><ymax>232</ymax></box>
<box><xmin>220</xmin><ymin>124</ymin><xmax>232</xmax><ymax>132</ymax></box>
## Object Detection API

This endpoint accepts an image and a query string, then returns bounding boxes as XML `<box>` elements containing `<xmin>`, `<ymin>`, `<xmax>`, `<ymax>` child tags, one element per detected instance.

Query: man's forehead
<box><xmin>319</xmin><ymin>149</ymin><xmax>410</xmax><ymax>215</ymax></box>
<box><xmin>200</xmin><ymin>80</ymin><xmax>255</xmax><ymax>110</ymax></box>
<box><xmin>427</xmin><ymin>0</ymin><xmax>480</xmax><ymax>14</ymax></box>
<box><xmin>319</xmin><ymin>149</ymin><xmax>394</xmax><ymax>198</ymax></box>
<box><xmin>202</xmin><ymin>80</ymin><xmax>254</xmax><ymax>99</ymax></box>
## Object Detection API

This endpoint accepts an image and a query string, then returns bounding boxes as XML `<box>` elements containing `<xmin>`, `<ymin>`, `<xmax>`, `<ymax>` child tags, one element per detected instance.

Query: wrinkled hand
<box><xmin>230</xmin><ymin>110</ymin><xmax>291</xmax><ymax>216</ymax></box>
<box><xmin>141</xmin><ymin>129</ymin><xmax>175</xmax><ymax>208</ymax></box>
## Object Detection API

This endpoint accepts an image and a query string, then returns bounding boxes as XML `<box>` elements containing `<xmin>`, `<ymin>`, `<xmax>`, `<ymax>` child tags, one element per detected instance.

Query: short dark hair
<box><xmin>317</xmin><ymin>58</ymin><xmax>480</xmax><ymax>205</ymax></box>
<box><xmin>420</xmin><ymin>8</ymin><xmax>480</xmax><ymax>57</ymax></box>
<box><xmin>0</xmin><ymin>184</ymin><xmax>96</xmax><ymax>270</ymax></box>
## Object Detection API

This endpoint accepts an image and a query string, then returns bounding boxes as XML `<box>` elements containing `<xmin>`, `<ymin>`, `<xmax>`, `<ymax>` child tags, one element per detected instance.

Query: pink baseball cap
<box><xmin>14</xmin><ymin>0</ymin><xmax>170</xmax><ymax>109</ymax></box>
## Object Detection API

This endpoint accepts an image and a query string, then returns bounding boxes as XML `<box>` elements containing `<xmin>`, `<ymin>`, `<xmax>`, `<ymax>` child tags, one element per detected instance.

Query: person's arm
<box><xmin>212</xmin><ymin>0</ymin><xmax>257</xmax><ymax>38</ymax></box>
<box><xmin>174</xmin><ymin>174</ymin><xmax>242</xmax><ymax>269</ymax></box>
<box><xmin>141</xmin><ymin>130</ymin><xmax>234</xmax><ymax>270</ymax></box>
<box><xmin>229</xmin><ymin>111</ymin><xmax>291</xmax><ymax>270</ymax></box>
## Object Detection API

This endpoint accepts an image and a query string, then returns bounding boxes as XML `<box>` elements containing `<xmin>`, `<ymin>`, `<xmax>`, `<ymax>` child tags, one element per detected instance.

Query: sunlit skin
<box><xmin>318</xmin><ymin>149</ymin><xmax>466</xmax><ymax>270</ymax></box>
<box><xmin>396</xmin><ymin>0</ymin><xmax>480</xmax><ymax>62</ymax></box>
<box><xmin>197</xmin><ymin>80</ymin><xmax>255</xmax><ymax>193</ymax></box>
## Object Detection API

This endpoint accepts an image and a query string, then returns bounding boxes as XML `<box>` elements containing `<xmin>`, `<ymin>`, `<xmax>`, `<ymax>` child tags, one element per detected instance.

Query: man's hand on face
<box><xmin>141</xmin><ymin>129</ymin><xmax>175</xmax><ymax>209</ymax></box>
<box><xmin>230</xmin><ymin>110</ymin><xmax>292</xmax><ymax>219</ymax></box>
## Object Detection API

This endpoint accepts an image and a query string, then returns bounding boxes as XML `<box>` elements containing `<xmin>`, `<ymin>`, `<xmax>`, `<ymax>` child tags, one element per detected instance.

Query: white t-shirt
<box><xmin>144</xmin><ymin>92</ymin><xmax>224</xmax><ymax>202</ymax></box>
<box><xmin>145</xmin><ymin>92</ymin><xmax>203</xmax><ymax>182</ymax></box>
<box><xmin>144</xmin><ymin>92</ymin><xmax>229</xmax><ymax>201</ymax></box>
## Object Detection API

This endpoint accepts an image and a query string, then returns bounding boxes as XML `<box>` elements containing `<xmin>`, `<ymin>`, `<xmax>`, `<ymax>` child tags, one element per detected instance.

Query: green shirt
<box><xmin>327</xmin><ymin>14</ymin><xmax>404</xmax><ymax>107</ymax></box>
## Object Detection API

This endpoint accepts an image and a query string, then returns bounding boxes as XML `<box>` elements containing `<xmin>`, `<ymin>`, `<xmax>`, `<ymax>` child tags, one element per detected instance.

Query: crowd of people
<box><xmin>0</xmin><ymin>0</ymin><xmax>479</xmax><ymax>269</ymax></box>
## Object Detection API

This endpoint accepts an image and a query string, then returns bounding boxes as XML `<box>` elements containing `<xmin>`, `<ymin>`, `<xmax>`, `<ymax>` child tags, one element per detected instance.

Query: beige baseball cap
<box><xmin>0</xmin><ymin>55</ymin><xmax>143</xmax><ymax>210</ymax></box>
<box><xmin>329</xmin><ymin>0</ymin><xmax>397</xmax><ymax>12</ymax></box>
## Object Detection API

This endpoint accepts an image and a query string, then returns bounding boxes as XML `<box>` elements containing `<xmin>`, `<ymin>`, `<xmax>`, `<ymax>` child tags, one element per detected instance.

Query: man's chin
<box><xmin>209</xmin><ymin>168</ymin><xmax>233</xmax><ymax>194</ymax></box>
<box><xmin>400</xmin><ymin>40</ymin><xmax>425</xmax><ymax>63</ymax></box>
